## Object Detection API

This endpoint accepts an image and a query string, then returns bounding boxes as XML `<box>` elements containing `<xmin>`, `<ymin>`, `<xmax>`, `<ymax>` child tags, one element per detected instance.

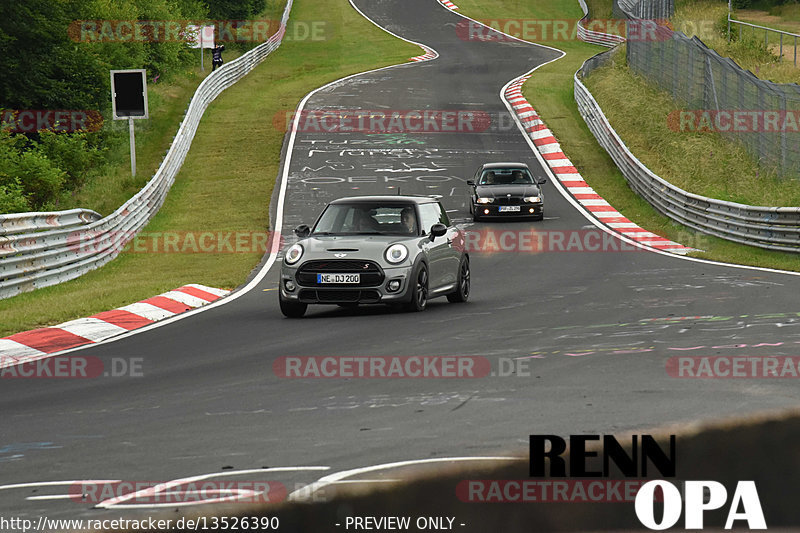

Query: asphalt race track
<box><xmin>2</xmin><ymin>0</ymin><xmax>800</xmax><ymax>529</ymax></box>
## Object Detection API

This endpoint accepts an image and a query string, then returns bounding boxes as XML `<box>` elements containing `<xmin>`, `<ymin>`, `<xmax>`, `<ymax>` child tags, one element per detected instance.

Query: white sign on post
<box><xmin>186</xmin><ymin>25</ymin><xmax>215</xmax><ymax>71</ymax></box>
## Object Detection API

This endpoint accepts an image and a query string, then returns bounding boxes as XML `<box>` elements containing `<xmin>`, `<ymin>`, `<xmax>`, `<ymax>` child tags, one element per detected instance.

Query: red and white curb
<box><xmin>0</xmin><ymin>284</ymin><xmax>229</xmax><ymax>366</ymax></box>
<box><xmin>440</xmin><ymin>0</ymin><xmax>459</xmax><ymax>10</ymax></box>
<box><xmin>504</xmin><ymin>76</ymin><xmax>693</xmax><ymax>255</ymax></box>
<box><xmin>410</xmin><ymin>44</ymin><xmax>438</xmax><ymax>62</ymax></box>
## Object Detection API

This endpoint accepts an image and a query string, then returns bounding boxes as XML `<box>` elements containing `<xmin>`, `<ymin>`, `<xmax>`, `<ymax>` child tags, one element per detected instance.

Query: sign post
<box><xmin>110</xmin><ymin>69</ymin><xmax>149</xmax><ymax>177</ymax></box>
<box><xmin>129</xmin><ymin>117</ymin><xmax>136</xmax><ymax>177</ymax></box>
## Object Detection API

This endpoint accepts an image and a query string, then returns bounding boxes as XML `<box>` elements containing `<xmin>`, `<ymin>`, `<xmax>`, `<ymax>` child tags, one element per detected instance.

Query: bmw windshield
<box><xmin>478</xmin><ymin>168</ymin><xmax>535</xmax><ymax>185</ymax></box>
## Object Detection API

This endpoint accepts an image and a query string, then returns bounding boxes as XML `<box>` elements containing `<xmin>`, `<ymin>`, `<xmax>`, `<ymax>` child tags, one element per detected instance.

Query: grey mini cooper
<box><xmin>278</xmin><ymin>195</ymin><xmax>470</xmax><ymax>318</ymax></box>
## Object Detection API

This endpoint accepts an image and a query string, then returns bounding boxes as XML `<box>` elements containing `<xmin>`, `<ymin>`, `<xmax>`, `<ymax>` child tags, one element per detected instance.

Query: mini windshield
<box><xmin>313</xmin><ymin>204</ymin><xmax>418</xmax><ymax>236</ymax></box>
<box><xmin>479</xmin><ymin>168</ymin><xmax>534</xmax><ymax>185</ymax></box>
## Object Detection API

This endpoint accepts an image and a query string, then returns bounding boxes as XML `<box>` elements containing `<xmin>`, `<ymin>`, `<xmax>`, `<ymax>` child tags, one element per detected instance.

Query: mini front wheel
<box><xmin>279</xmin><ymin>296</ymin><xmax>307</xmax><ymax>318</ymax></box>
<box><xmin>404</xmin><ymin>264</ymin><xmax>429</xmax><ymax>312</ymax></box>
<box><xmin>447</xmin><ymin>256</ymin><xmax>470</xmax><ymax>303</ymax></box>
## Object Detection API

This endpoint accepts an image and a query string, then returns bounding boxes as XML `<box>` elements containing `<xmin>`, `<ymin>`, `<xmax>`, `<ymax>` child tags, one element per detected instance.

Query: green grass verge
<box><xmin>454</xmin><ymin>0</ymin><xmax>800</xmax><ymax>272</ymax></box>
<box><xmin>674</xmin><ymin>0</ymin><xmax>799</xmax><ymax>84</ymax></box>
<box><xmin>0</xmin><ymin>0</ymin><xmax>420</xmax><ymax>337</ymax></box>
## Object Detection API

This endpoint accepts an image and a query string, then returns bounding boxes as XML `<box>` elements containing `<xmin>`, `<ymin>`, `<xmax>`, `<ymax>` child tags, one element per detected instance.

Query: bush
<box><xmin>0</xmin><ymin>180</ymin><xmax>29</xmax><ymax>213</ymax></box>
<box><xmin>36</xmin><ymin>130</ymin><xmax>106</xmax><ymax>191</ymax></box>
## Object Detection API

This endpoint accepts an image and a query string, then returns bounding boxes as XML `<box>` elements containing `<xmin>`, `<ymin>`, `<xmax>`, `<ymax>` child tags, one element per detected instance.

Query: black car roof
<box><xmin>329</xmin><ymin>195</ymin><xmax>439</xmax><ymax>205</ymax></box>
<box><xmin>480</xmin><ymin>162</ymin><xmax>531</xmax><ymax>170</ymax></box>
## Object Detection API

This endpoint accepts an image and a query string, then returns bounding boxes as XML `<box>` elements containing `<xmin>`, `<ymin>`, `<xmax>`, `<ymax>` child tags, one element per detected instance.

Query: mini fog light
<box><xmin>484</xmin><ymin>208</ymin><xmax>490</xmax><ymax>215</ymax></box>
<box><xmin>387</xmin><ymin>280</ymin><xmax>401</xmax><ymax>292</ymax></box>
<box><xmin>284</xmin><ymin>279</ymin><xmax>296</xmax><ymax>292</ymax></box>
<box><xmin>529</xmin><ymin>208</ymin><xmax>535</xmax><ymax>213</ymax></box>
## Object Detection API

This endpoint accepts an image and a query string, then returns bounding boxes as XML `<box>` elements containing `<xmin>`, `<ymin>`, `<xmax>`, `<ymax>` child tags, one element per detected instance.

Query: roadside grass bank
<box><xmin>0</xmin><ymin>0</ymin><xmax>420</xmax><ymax>337</ymax></box>
<box><xmin>584</xmin><ymin>49</ymin><xmax>800</xmax><ymax>208</ymax></box>
<box><xmin>454</xmin><ymin>0</ymin><xmax>800</xmax><ymax>272</ymax></box>
<box><xmin>674</xmin><ymin>0</ymin><xmax>799</xmax><ymax>84</ymax></box>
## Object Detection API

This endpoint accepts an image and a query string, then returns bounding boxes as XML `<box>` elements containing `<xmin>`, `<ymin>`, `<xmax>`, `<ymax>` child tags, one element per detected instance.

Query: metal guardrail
<box><xmin>577</xmin><ymin>0</ymin><xmax>626</xmax><ymax>47</ymax></box>
<box><xmin>575</xmin><ymin>51</ymin><xmax>800</xmax><ymax>253</ymax></box>
<box><xmin>614</xmin><ymin>0</ymin><xmax>673</xmax><ymax>21</ymax></box>
<box><xmin>0</xmin><ymin>0</ymin><xmax>294</xmax><ymax>300</ymax></box>
<box><xmin>728</xmin><ymin>15</ymin><xmax>799</xmax><ymax>67</ymax></box>
<box><xmin>0</xmin><ymin>209</ymin><xmax>102</xmax><ymax>236</ymax></box>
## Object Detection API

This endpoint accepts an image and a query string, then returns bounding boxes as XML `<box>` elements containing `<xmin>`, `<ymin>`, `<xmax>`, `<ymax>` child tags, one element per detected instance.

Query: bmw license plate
<box><xmin>498</xmin><ymin>205</ymin><xmax>521</xmax><ymax>212</ymax></box>
<box><xmin>317</xmin><ymin>273</ymin><xmax>360</xmax><ymax>284</ymax></box>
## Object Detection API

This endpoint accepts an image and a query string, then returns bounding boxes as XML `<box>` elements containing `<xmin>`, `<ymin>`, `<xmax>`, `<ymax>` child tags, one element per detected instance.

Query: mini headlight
<box><xmin>385</xmin><ymin>244</ymin><xmax>408</xmax><ymax>264</ymax></box>
<box><xmin>284</xmin><ymin>243</ymin><xmax>304</xmax><ymax>265</ymax></box>
<box><xmin>524</xmin><ymin>196</ymin><xmax>542</xmax><ymax>203</ymax></box>
<box><xmin>476</xmin><ymin>197</ymin><xmax>494</xmax><ymax>204</ymax></box>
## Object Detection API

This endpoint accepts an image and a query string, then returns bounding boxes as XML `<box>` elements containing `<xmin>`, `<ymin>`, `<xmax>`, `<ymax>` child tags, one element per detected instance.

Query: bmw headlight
<box><xmin>524</xmin><ymin>196</ymin><xmax>542</xmax><ymax>203</ymax></box>
<box><xmin>284</xmin><ymin>243</ymin><xmax>304</xmax><ymax>265</ymax></box>
<box><xmin>385</xmin><ymin>243</ymin><xmax>409</xmax><ymax>264</ymax></box>
<box><xmin>476</xmin><ymin>197</ymin><xmax>494</xmax><ymax>204</ymax></box>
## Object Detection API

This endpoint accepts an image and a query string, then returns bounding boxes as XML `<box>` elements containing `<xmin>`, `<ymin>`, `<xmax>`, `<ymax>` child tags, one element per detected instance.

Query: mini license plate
<box><xmin>498</xmin><ymin>205</ymin><xmax>521</xmax><ymax>212</ymax></box>
<box><xmin>318</xmin><ymin>273</ymin><xmax>360</xmax><ymax>284</ymax></box>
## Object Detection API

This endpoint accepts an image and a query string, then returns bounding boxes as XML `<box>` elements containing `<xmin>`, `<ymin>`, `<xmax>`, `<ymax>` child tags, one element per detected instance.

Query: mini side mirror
<box><xmin>467</xmin><ymin>180</ymin><xmax>475</xmax><ymax>186</ymax></box>
<box><xmin>537</xmin><ymin>177</ymin><xmax>547</xmax><ymax>185</ymax></box>
<box><xmin>430</xmin><ymin>223</ymin><xmax>447</xmax><ymax>239</ymax></box>
<box><xmin>294</xmin><ymin>224</ymin><xmax>310</xmax><ymax>238</ymax></box>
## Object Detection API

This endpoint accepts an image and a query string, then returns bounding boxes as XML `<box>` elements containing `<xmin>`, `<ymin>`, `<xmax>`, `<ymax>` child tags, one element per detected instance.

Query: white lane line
<box><xmin>288</xmin><ymin>456</ymin><xmax>518</xmax><ymax>501</ymax></box>
<box><xmin>0</xmin><ymin>480</ymin><xmax>121</xmax><ymax>491</ymax></box>
<box><xmin>92</xmin><ymin>467</ymin><xmax>329</xmax><ymax>509</ymax></box>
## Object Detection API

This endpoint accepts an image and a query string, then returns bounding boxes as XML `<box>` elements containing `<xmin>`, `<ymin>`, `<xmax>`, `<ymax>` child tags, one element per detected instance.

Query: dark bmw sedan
<box><xmin>468</xmin><ymin>162</ymin><xmax>546</xmax><ymax>221</ymax></box>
